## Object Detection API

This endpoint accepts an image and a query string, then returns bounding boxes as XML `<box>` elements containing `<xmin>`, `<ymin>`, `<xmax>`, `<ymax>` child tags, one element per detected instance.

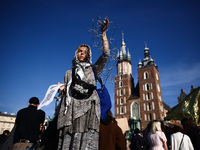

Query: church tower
<box><xmin>115</xmin><ymin>33</ymin><xmax>133</xmax><ymax>119</ymax></box>
<box><xmin>114</xmin><ymin>35</ymin><xmax>166</xmax><ymax>131</ymax></box>
<box><xmin>137</xmin><ymin>43</ymin><xmax>165</xmax><ymax>129</ymax></box>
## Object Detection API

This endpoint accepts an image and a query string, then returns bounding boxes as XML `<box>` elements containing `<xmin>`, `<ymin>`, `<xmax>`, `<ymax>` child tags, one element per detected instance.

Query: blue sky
<box><xmin>0</xmin><ymin>0</ymin><xmax>200</xmax><ymax>118</ymax></box>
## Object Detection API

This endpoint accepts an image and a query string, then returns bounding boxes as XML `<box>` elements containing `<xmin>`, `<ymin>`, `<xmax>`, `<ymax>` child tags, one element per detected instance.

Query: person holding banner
<box><xmin>57</xmin><ymin>18</ymin><xmax>110</xmax><ymax>150</ymax></box>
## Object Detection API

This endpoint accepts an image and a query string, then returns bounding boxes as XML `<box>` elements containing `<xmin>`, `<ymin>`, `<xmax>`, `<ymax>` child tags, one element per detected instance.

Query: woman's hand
<box><xmin>101</xmin><ymin>18</ymin><xmax>109</xmax><ymax>33</ymax></box>
<box><xmin>58</xmin><ymin>82</ymin><xmax>66</xmax><ymax>92</ymax></box>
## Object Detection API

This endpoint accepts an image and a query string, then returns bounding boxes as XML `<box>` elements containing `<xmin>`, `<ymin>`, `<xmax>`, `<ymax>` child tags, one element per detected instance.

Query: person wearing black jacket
<box><xmin>12</xmin><ymin>97</ymin><xmax>45</xmax><ymax>150</ymax></box>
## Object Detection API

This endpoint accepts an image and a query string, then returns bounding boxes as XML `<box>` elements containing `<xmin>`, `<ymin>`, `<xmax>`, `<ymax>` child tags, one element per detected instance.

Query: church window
<box><xmin>120</xmin><ymin>98</ymin><xmax>124</xmax><ymax>104</ymax></box>
<box><xmin>125</xmin><ymin>106</ymin><xmax>127</xmax><ymax>113</ymax></box>
<box><xmin>117</xmin><ymin>107</ymin><xmax>119</xmax><ymax>114</ymax></box>
<box><xmin>119</xmin><ymin>81</ymin><xmax>122</xmax><ymax>87</ymax></box>
<box><xmin>124</xmin><ymin>97</ymin><xmax>126</xmax><ymax>103</ymax></box>
<box><xmin>124</xmin><ymin>88</ymin><xmax>126</xmax><ymax>95</ymax></box>
<box><xmin>119</xmin><ymin>75</ymin><xmax>122</xmax><ymax>80</ymax></box>
<box><xmin>152</xmin><ymin>102</ymin><xmax>155</xmax><ymax>109</ymax></box>
<box><xmin>146</xmin><ymin>83</ymin><xmax>150</xmax><ymax>90</ymax></box>
<box><xmin>151</xmin><ymin>92</ymin><xmax>154</xmax><ymax>99</ymax></box>
<box><xmin>156</xmin><ymin>73</ymin><xmax>159</xmax><ymax>80</ymax></box>
<box><xmin>145</xmin><ymin>114</ymin><xmax>147</xmax><ymax>121</ymax></box>
<box><xmin>149</xmin><ymin>113</ymin><xmax>152</xmax><ymax>121</ymax></box>
<box><xmin>149</xmin><ymin>103</ymin><xmax>151</xmax><ymax>110</ymax></box>
<box><xmin>131</xmin><ymin>102</ymin><xmax>140</xmax><ymax>119</ymax></box>
<box><xmin>144</xmin><ymin>103</ymin><xmax>146</xmax><ymax>111</ymax></box>
<box><xmin>143</xmin><ymin>85</ymin><xmax>145</xmax><ymax>91</ymax></box>
<box><xmin>120</xmin><ymin>106</ymin><xmax>124</xmax><ymax>114</ymax></box>
<box><xmin>147</xmin><ymin>93</ymin><xmax>150</xmax><ymax>100</ymax></box>
<box><xmin>143</xmin><ymin>94</ymin><xmax>145</xmax><ymax>100</ymax></box>
<box><xmin>157</xmin><ymin>84</ymin><xmax>160</xmax><ymax>92</ymax></box>
<box><xmin>153</xmin><ymin>113</ymin><xmax>156</xmax><ymax>120</ymax></box>
<box><xmin>117</xmin><ymin>98</ymin><xmax>119</xmax><ymax>105</ymax></box>
<box><xmin>120</xmin><ymin>89</ymin><xmax>123</xmax><ymax>96</ymax></box>
<box><xmin>147</xmin><ymin>104</ymin><xmax>149</xmax><ymax>111</ymax></box>
<box><xmin>151</xmin><ymin>83</ymin><xmax>153</xmax><ymax>89</ymax></box>
<box><xmin>144</xmin><ymin>71</ymin><xmax>149</xmax><ymax>79</ymax></box>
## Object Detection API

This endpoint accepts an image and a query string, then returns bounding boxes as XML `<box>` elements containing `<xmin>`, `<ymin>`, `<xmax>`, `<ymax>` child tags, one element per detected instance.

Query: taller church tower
<box><xmin>115</xmin><ymin>33</ymin><xmax>134</xmax><ymax>119</ymax></box>
<box><xmin>115</xmin><ymin>34</ymin><xmax>165</xmax><ymax>130</ymax></box>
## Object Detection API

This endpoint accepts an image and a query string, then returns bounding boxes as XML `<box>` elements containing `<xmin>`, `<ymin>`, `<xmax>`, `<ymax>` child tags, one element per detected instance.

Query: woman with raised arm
<box><xmin>57</xmin><ymin>18</ymin><xmax>109</xmax><ymax>150</ymax></box>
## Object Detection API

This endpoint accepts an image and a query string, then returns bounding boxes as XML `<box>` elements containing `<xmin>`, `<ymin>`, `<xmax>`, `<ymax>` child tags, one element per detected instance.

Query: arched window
<box><xmin>147</xmin><ymin>93</ymin><xmax>150</xmax><ymax>100</ymax></box>
<box><xmin>119</xmin><ymin>81</ymin><xmax>122</xmax><ymax>87</ymax></box>
<box><xmin>131</xmin><ymin>102</ymin><xmax>140</xmax><ymax>119</ymax></box>
<box><xmin>153</xmin><ymin>113</ymin><xmax>156</xmax><ymax>120</ymax></box>
<box><xmin>120</xmin><ymin>106</ymin><xmax>124</xmax><ymax>114</ymax></box>
<box><xmin>146</xmin><ymin>83</ymin><xmax>150</xmax><ymax>90</ymax></box>
<box><xmin>152</xmin><ymin>102</ymin><xmax>155</xmax><ymax>109</ymax></box>
<box><xmin>144</xmin><ymin>71</ymin><xmax>149</xmax><ymax>79</ymax></box>
<box><xmin>120</xmin><ymin>89</ymin><xmax>123</xmax><ymax>96</ymax></box>
<box><xmin>149</xmin><ymin>103</ymin><xmax>151</xmax><ymax>110</ymax></box>
<box><xmin>149</xmin><ymin>113</ymin><xmax>152</xmax><ymax>121</ymax></box>
<box><xmin>120</xmin><ymin>98</ymin><xmax>123</xmax><ymax>104</ymax></box>
<box><xmin>144</xmin><ymin>103</ymin><xmax>146</xmax><ymax>111</ymax></box>
<box><xmin>157</xmin><ymin>84</ymin><xmax>160</xmax><ymax>92</ymax></box>
<box><xmin>145</xmin><ymin>114</ymin><xmax>147</xmax><ymax>121</ymax></box>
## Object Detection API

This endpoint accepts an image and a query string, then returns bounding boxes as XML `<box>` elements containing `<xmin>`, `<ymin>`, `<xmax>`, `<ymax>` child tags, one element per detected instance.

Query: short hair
<box><xmin>3</xmin><ymin>130</ymin><xmax>10</xmax><ymax>135</ymax></box>
<box><xmin>29</xmin><ymin>97</ymin><xmax>39</xmax><ymax>105</ymax></box>
<box><xmin>150</xmin><ymin>121</ymin><xmax>161</xmax><ymax>134</ymax></box>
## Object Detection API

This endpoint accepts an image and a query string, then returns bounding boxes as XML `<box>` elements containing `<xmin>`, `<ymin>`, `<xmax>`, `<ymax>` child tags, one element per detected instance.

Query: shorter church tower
<box><xmin>137</xmin><ymin>43</ymin><xmax>165</xmax><ymax>129</ymax></box>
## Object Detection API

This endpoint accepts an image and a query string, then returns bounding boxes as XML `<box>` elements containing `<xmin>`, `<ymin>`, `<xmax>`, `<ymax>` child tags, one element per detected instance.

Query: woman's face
<box><xmin>77</xmin><ymin>46</ymin><xmax>88</xmax><ymax>62</ymax></box>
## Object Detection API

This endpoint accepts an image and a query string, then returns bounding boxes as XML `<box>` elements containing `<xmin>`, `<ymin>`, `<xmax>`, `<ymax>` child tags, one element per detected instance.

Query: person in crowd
<box><xmin>148</xmin><ymin>121</ymin><xmax>168</xmax><ymax>150</ymax></box>
<box><xmin>181</xmin><ymin>118</ymin><xmax>200</xmax><ymax>150</ymax></box>
<box><xmin>170</xmin><ymin>125</ymin><xmax>194</xmax><ymax>150</ymax></box>
<box><xmin>57</xmin><ymin>18</ymin><xmax>110</xmax><ymax>150</ymax></box>
<box><xmin>0</xmin><ymin>130</ymin><xmax>10</xmax><ymax>143</ymax></box>
<box><xmin>130</xmin><ymin>128</ymin><xmax>148</xmax><ymax>150</ymax></box>
<box><xmin>12</xmin><ymin>97</ymin><xmax>45</xmax><ymax>150</ymax></box>
<box><xmin>99</xmin><ymin>111</ymin><xmax>125</xmax><ymax>150</ymax></box>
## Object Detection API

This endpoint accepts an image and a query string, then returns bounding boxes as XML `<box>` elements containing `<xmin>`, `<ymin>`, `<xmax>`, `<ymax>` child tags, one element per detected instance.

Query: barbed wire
<box><xmin>88</xmin><ymin>16</ymin><xmax>118</xmax><ymax>85</ymax></box>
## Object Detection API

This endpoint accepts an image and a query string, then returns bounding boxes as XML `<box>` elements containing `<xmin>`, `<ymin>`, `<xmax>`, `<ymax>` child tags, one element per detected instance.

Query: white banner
<box><xmin>38</xmin><ymin>84</ymin><xmax>64</xmax><ymax>110</ymax></box>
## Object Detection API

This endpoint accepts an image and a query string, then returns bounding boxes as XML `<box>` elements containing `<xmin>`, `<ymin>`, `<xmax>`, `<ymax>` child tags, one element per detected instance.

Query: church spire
<box><xmin>117</xmin><ymin>32</ymin><xmax>131</xmax><ymax>63</ymax></box>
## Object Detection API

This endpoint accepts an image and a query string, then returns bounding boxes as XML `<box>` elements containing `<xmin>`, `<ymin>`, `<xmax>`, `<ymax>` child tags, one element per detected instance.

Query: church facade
<box><xmin>114</xmin><ymin>34</ymin><xmax>166</xmax><ymax>130</ymax></box>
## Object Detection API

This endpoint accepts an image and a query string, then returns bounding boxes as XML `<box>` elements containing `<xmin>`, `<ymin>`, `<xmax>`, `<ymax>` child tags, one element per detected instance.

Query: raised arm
<box><xmin>101</xmin><ymin>18</ymin><xmax>109</xmax><ymax>52</ymax></box>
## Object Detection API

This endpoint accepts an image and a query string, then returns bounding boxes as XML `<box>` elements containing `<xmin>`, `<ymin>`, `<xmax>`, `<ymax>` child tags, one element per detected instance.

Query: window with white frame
<box><xmin>125</xmin><ymin>106</ymin><xmax>127</xmax><ymax>113</ymax></box>
<box><xmin>117</xmin><ymin>98</ymin><xmax>119</xmax><ymax>105</ymax></box>
<box><xmin>125</xmin><ymin>63</ymin><xmax>127</xmax><ymax>73</ymax></box>
<box><xmin>151</xmin><ymin>92</ymin><xmax>154</xmax><ymax>99</ymax></box>
<box><xmin>120</xmin><ymin>106</ymin><xmax>124</xmax><ymax>114</ymax></box>
<box><xmin>143</xmin><ymin>94</ymin><xmax>145</xmax><ymax>100</ymax></box>
<box><xmin>157</xmin><ymin>84</ymin><xmax>160</xmax><ymax>92</ymax></box>
<box><xmin>144</xmin><ymin>71</ymin><xmax>149</xmax><ymax>79</ymax></box>
<box><xmin>117</xmin><ymin>107</ymin><xmax>119</xmax><ymax>114</ymax></box>
<box><xmin>156</xmin><ymin>73</ymin><xmax>159</xmax><ymax>80</ymax></box>
<box><xmin>124</xmin><ymin>97</ymin><xmax>126</xmax><ymax>103</ymax></box>
<box><xmin>153</xmin><ymin>113</ymin><xmax>156</xmax><ymax>120</ymax></box>
<box><xmin>124</xmin><ymin>88</ymin><xmax>126</xmax><ymax>95</ymax></box>
<box><xmin>120</xmin><ymin>98</ymin><xmax>124</xmax><ymax>104</ymax></box>
<box><xmin>120</xmin><ymin>89</ymin><xmax>123</xmax><ymax>96</ymax></box>
<box><xmin>147</xmin><ymin>93</ymin><xmax>150</xmax><ymax>100</ymax></box>
<box><xmin>145</xmin><ymin>114</ymin><xmax>147</xmax><ymax>121</ymax></box>
<box><xmin>119</xmin><ymin>81</ymin><xmax>122</xmax><ymax>87</ymax></box>
<box><xmin>152</xmin><ymin>102</ymin><xmax>155</xmax><ymax>109</ymax></box>
<box><xmin>144</xmin><ymin>103</ymin><xmax>146</xmax><ymax>111</ymax></box>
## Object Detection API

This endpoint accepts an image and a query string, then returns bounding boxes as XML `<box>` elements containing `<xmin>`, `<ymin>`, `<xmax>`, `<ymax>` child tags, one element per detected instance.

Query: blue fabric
<box><xmin>92</xmin><ymin>67</ymin><xmax>111</xmax><ymax>119</ymax></box>
<box><xmin>96</xmin><ymin>85</ymin><xmax>112</xmax><ymax>119</ymax></box>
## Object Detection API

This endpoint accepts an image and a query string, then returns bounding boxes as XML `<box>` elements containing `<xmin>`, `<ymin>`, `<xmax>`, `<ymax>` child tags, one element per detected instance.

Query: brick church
<box><xmin>114</xmin><ymin>33</ymin><xmax>168</xmax><ymax>131</ymax></box>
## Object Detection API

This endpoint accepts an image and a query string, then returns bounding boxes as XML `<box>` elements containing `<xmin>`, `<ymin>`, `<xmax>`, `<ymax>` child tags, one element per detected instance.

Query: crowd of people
<box><xmin>0</xmin><ymin>17</ymin><xmax>200</xmax><ymax>150</ymax></box>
